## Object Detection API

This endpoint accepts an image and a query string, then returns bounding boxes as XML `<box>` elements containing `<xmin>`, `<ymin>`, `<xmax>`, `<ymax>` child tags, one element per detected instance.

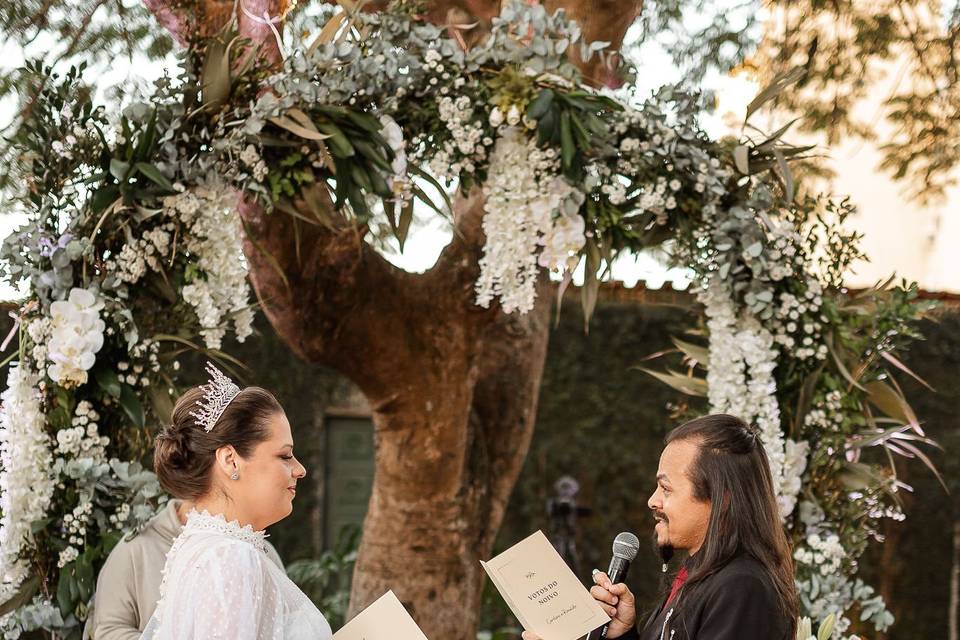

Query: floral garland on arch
<box><xmin>662</xmin><ymin>191</ymin><xmax>930</xmax><ymax>636</ymax></box>
<box><xmin>0</xmin><ymin>2</ymin><xmax>934</xmax><ymax>638</ymax></box>
<box><xmin>0</xmin><ymin>62</ymin><xmax>256</xmax><ymax>636</ymax></box>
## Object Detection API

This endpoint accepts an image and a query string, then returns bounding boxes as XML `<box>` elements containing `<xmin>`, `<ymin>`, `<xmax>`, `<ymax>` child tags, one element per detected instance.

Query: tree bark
<box><xmin>347</xmin><ymin>271</ymin><xmax>554</xmax><ymax>637</ymax></box>
<box><xmin>950</xmin><ymin>517</ymin><xmax>960</xmax><ymax>640</ymax></box>
<box><xmin>142</xmin><ymin>1</ymin><xmax>641</xmax><ymax>637</ymax></box>
<box><xmin>875</xmin><ymin>512</ymin><xmax>906</xmax><ymax>640</ymax></box>
<box><xmin>239</xmin><ymin>186</ymin><xmax>555</xmax><ymax>638</ymax></box>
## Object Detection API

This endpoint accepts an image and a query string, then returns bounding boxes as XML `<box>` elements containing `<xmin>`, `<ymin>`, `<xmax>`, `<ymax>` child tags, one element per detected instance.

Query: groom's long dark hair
<box><xmin>666</xmin><ymin>414</ymin><xmax>798</xmax><ymax>630</ymax></box>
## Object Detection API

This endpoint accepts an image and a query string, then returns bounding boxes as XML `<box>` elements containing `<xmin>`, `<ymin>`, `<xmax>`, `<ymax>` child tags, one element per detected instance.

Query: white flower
<box><xmin>114</xmin><ymin>242</ymin><xmax>148</xmax><ymax>283</ymax></box>
<box><xmin>174</xmin><ymin>180</ymin><xmax>254</xmax><ymax>349</ymax></box>
<box><xmin>47</xmin><ymin>288</ymin><xmax>106</xmax><ymax>387</ymax></box>
<box><xmin>58</xmin><ymin>546</ymin><xmax>79</xmax><ymax>568</ymax></box>
<box><xmin>379</xmin><ymin>115</ymin><xmax>410</xmax><ymax>197</ymax></box>
<box><xmin>539</xmin><ymin>213</ymin><xmax>586</xmax><ymax>272</ymax></box>
<box><xmin>778</xmin><ymin>439</ymin><xmax>809</xmax><ymax>518</ymax></box>
<box><xmin>699</xmin><ymin>278</ymin><xmax>790</xmax><ymax>516</ymax></box>
<box><xmin>239</xmin><ymin>144</ymin><xmax>261</xmax><ymax>169</ymax></box>
<box><xmin>55</xmin><ymin>402</ymin><xmax>107</xmax><ymax>461</ymax></box>
<box><xmin>0</xmin><ymin>364</ymin><xmax>55</xmax><ymax>605</ymax></box>
<box><xmin>427</xmin><ymin>96</ymin><xmax>487</xmax><ymax>181</ymax></box>
<box><xmin>489</xmin><ymin>106</ymin><xmax>504</xmax><ymax>128</ymax></box>
<box><xmin>506</xmin><ymin>105</ymin><xmax>522</xmax><ymax>126</ymax></box>
<box><xmin>26</xmin><ymin>317</ymin><xmax>50</xmax><ymax>345</ymax></box>
<box><xmin>476</xmin><ymin>128</ymin><xmax>578</xmax><ymax>314</ymax></box>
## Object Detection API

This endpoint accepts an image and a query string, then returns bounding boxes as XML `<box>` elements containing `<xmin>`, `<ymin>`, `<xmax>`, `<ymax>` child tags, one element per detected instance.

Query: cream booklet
<box><xmin>332</xmin><ymin>590</ymin><xmax>429</xmax><ymax>640</ymax></box>
<box><xmin>481</xmin><ymin>530</ymin><xmax>610</xmax><ymax>640</ymax></box>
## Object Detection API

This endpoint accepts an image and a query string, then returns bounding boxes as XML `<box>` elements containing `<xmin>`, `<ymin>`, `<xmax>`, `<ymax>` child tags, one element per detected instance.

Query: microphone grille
<box><xmin>612</xmin><ymin>532</ymin><xmax>640</xmax><ymax>561</ymax></box>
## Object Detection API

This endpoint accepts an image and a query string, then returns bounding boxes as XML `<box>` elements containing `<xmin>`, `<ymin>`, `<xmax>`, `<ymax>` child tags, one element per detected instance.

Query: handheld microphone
<box><xmin>589</xmin><ymin>532</ymin><xmax>640</xmax><ymax>640</ymax></box>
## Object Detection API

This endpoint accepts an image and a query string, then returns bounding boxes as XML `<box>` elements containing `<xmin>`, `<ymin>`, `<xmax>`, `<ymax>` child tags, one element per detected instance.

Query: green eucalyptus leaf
<box><xmin>0</xmin><ymin>575</ymin><xmax>40</xmax><ymax>617</ymax></box>
<box><xmin>636</xmin><ymin>367</ymin><xmax>709</xmax><ymax>397</ymax></box>
<box><xmin>134</xmin><ymin>162</ymin><xmax>175</xmax><ymax>191</ymax></box>
<box><xmin>96</xmin><ymin>369</ymin><xmax>123</xmax><ymax>399</ymax></box>
<box><xmin>57</xmin><ymin>569</ymin><xmax>75</xmax><ymax>617</ymax></box>
<box><xmin>560</xmin><ymin>110</ymin><xmax>575</xmax><ymax>169</ymax></box>
<box><xmin>119</xmin><ymin>384</ymin><xmax>145</xmax><ymax>429</ymax></box>
<box><xmin>396</xmin><ymin>200</ymin><xmax>414</xmax><ymax>250</ymax></box>
<box><xmin>109</xmin><ymin>158</ymin><xmax>131</xmax><ymax>182</ymax></box>
<box><xmin>201</xmin><ymin>35</ymin><xmax>232</xmax><ymax>112</ymax></box>
<box><xmin>527</xmin><ymin>89</ymin><xmax>555</xmax><ymax>120</ymax></box>
<box><xmin>581</xmin><ymin>237</ymin><xmax>601</xmax><ymax>329</ymax></box>
<box><xmin>744</xmin><ymin>66</ymin><xmax>806</xmax><ymax>123</ymax></box>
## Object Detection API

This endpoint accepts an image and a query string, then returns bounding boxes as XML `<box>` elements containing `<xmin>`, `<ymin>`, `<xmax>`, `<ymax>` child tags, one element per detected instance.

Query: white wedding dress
<box><xmin>139</xmin><ymin>510</ymin><xmax>333</xmax><ymax>640</ymax></box>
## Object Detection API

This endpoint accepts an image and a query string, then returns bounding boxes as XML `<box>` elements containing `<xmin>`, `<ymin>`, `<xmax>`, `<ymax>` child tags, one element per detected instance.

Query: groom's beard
<box><xmin>652</xmin><ymin>532</ymin><xmax>674</xmax><ymax>566</ymax></box>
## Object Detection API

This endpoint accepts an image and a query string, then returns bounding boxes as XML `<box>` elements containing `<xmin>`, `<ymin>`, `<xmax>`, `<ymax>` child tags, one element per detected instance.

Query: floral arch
<box><xmin>0</xmin><ymin>3</ymin><xmax>932</xmax><ymax>638</ymax></box>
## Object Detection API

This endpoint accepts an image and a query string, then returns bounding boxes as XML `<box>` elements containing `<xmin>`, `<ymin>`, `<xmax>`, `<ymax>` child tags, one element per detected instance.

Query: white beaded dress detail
<box><xmin>139</xmin><ymin>510</ymin><xmax>332</xmax><ymax>640</ymax></box>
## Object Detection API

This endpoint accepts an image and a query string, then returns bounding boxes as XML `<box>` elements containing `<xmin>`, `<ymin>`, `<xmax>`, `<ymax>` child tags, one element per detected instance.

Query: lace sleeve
<box><xmin>150</xmin><ymin>540</ymin><xmax>283</xmax><ymax>640</ymax></box>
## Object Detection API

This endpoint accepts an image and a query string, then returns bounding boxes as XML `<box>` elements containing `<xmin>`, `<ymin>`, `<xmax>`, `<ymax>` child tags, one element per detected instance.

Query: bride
<box><xmin>140</xmin><ymin>363</ymin><xmax>332</xmax><ymax>639</ymax></box>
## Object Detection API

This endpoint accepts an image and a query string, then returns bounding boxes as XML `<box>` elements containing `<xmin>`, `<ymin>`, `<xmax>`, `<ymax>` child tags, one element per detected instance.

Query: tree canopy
<box><xmin>4</xmin><ymin>0</ymin><xmax>959</xmax><ymax>200</ymax></box>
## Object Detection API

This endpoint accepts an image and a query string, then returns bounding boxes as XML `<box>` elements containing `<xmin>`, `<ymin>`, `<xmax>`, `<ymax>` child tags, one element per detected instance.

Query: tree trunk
<box><xmin>141</xmin><ymin>2</ymin><xmax>642</xmax><ymax>637</ymax></box>
<box><xmin>950</xmin><ymin>517</ymin><xmax>960</xmax><ymax>640</ymax></box>
<box><xmin>348</xmin><ymin>275</ymin><xmax>553</xmax><ymax>637</ymax></box>
<box><xmin>236</xmin><ymin>185</ymin><xmax>557</xmax><ymax>637</ymax></box>
<box><xmin>874</xmin><ymin>516</ymin><xmax>904</xmax><ymax>640</ymax></box>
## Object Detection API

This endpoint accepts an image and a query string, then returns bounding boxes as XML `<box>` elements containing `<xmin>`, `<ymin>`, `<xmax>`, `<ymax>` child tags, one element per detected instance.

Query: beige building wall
<box><xmin>714</xmin><ymin>7</ymin><xmax>959</xmax><ymax>294</ymax></box>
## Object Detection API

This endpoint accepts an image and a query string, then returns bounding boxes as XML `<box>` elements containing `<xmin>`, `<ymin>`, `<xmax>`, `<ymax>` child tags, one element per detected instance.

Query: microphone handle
<box><xmin>588</xmin><ymin>556</ymin><xmax>631</xmax><ymax>640</ymax></box>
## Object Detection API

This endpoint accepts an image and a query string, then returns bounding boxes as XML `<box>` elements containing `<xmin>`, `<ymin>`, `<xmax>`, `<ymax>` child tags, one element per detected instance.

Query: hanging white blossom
<box><xmin>699</xmin><ymin>277</ymin><xmax>799</xmax><ymax>517</ymax></box>
<box><xmin>736</xmin><ymin>315</ymin><xmax>786</xmax><ymax>492</ymax></box>
<box><xmin>475</xmin><ymin>128</ymin><xmax>577</xmax><ymax>314</ymax></box>
<box><xmin>538</xmin><ymin>212</ymin><xmax>587</xmax><ymax>272</ymax></box>
<box><xmin>379</xmin><ymin>115</ymin><xmax>410</xmax><ymax>191</ymax></box>
<box><xmin>47</xmin><ymin>287</ymin><xmax>106</xmax><ymax>388</ymax></box>
<box><xmin>700</xmin><ymin>278</ymin><xmax>750</xmax><ymax>417</ymax></box>
<box><xmin>779</xmin><ymin>438</ymin><xmax>810</xmax><ymax>519</ymax></box>
<box><xmin>0</xmin><ymin>364</ymin><xmax>55</xmax><ymax>605</ymax></box>
<box><xmin>165</xmin><ymin>182</ymin><xmax>255</xmax><ymax>350</ymax></box>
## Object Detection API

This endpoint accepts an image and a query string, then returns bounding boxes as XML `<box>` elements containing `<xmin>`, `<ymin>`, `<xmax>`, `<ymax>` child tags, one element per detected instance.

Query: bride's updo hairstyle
<box><xmin>154</xmin><ymin>385</ymin><xmax>283</xmax><ymax>500</ymax></box>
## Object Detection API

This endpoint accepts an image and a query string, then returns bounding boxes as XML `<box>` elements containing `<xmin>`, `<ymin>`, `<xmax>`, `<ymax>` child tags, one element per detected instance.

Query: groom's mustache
<box><xmin>651</xmin><ymin>510</ymin><xmax>674</xmax><ymax>564</ymax></box>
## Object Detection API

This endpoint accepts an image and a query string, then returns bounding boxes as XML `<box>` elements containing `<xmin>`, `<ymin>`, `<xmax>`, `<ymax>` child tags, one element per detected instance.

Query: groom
<box><xmin>525</xmin><ymin>414</ymin><xmax>797</xmax><ymax>640</ymax></box>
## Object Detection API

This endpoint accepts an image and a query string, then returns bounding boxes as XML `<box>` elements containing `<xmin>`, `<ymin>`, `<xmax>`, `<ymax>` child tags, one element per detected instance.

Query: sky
<box><xmin>1</xmin><ymin>9</ymin><xmax>957</xmax><ymax>302</ymax></box>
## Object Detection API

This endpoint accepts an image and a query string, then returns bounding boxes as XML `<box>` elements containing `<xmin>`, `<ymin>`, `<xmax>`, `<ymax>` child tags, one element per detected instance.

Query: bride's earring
<box><xmin>230</xmin><ymin>471</ymin><xmax>239</xmax><ymax>481</ymax></box>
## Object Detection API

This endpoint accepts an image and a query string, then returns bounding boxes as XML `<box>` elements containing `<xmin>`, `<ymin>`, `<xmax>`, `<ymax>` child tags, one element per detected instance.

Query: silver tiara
<box><xmin>189</xmin><ymin>362</ymin><xmax>241</xmax><ymax>432</ymax></box>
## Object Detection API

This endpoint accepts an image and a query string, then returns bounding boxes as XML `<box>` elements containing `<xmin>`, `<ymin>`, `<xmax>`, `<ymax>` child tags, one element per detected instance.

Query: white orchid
<box><xmin>379</xmin><ymin>115</ymin><xmax>410</xmax><ymax>194</ymax></box>
<box><xmin>700</xmin><ymin>278</ymin><xmax>797</xmax><ymax>519</ymax></box>
<box><xmin>0</xmin><ymin>364</ymin><xmax>54</xmax><ymax>605</ymax></box>
<box><xmin>174</xmin><ymin>182</ymin><xmax>254</xmax><ymax>350</ymax></box>
<box><xmin>779</xmin><ymin>439</ymin><xmax>810</xmax><ymax>518</ymax></box>
<box><xmin>46</xmin><ymin>287</ymin><xmax>106</xmax><ymax>387</ymax></box>
<box><xmin>476</xmin><ymin>128</ymin><xmax>579</xmax><ymax>314</ymax></box>
<box><xmin>539</xmin><ymin>213</ymin><xmax>586</xmax><ymax>271</ymax></box>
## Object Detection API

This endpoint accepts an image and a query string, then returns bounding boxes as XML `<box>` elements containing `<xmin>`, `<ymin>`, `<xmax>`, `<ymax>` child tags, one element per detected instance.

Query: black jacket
<box><xmin>617</xmin><ymin>554</ymin><xmax>792</xmax><ymax>640</ymax></box>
